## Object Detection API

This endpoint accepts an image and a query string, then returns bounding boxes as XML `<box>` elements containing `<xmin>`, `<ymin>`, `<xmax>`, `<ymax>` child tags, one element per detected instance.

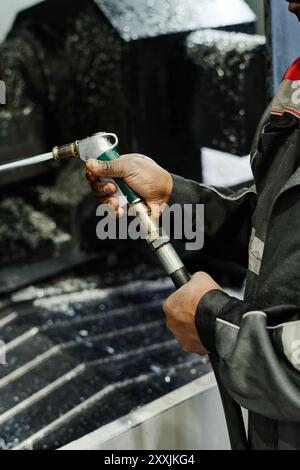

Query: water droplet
<box><xmin>79</xmin><ymin>330</ymin><xmax>89</xmax><ymax>337</ymax></box>
<box><xmin>150</xmin><ymin>363</ymin><xmax>161</xmax><ymax>373</ymax></box>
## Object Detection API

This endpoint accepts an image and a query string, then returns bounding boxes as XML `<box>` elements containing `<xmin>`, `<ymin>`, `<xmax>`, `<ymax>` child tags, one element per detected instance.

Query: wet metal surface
<box><xmin>0</xmin><ymin>0</ymin><xmax>257</xmax><ymax>271</ymax></box>
<box><xmin>0</xmin><ymin>29</ymin><xmax>49</xmax><ymax>173</ymax></box>
<box><xmin>96</xmin><ymin>0</ymin><xmax>255</xmax><ymax>41</ymax></box>
<box><xmin>0</xmin><ymin>197</ymin><xmax>70</xmax><ymax>265</ymax></box>
<box><xmin>186</xmin><ymin>29</ymin><xmax>266</xmax><ymax>156</ymax></box>
<box><xmin>0</xmin><ymin>275</ymin><xmax>210</xmax><ymax>449</ymax></box>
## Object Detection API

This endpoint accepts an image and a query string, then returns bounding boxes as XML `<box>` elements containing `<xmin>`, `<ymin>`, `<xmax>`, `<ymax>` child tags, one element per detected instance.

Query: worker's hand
<box><xmin>163</xmin><ymin>272</ymin><xmax>222</xmax><ymax>355</ymax></box>
<box><xmin>86</xmin><ymin>155</ymin><xmax>173</xmax><ymax>217</ymax></box>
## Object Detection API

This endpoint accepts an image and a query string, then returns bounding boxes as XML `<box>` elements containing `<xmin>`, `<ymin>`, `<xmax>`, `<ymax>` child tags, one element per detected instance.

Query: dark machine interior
<box><xmin>0</xmin><ymin>0</ymin><xmax>268</xmax><ymax>449</ymax></box>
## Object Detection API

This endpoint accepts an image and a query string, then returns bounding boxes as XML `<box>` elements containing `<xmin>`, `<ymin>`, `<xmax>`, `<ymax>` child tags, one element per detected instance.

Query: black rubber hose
<box><xmin>210</xmin><ymin>353</ymin><xmax>248</xmax><ymax>450</ymax></box>
<box><xmin>170</xmin><ymin>264</ymin><xmax>248</xmax><ymax>449</ymax></box>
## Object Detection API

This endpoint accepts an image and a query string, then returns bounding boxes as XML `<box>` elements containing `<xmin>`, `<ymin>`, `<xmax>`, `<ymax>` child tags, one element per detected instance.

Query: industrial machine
<box><xmin>0</xmin><ymin>0</ymin><xmax>273</xmax><ymax>450</ymax></box>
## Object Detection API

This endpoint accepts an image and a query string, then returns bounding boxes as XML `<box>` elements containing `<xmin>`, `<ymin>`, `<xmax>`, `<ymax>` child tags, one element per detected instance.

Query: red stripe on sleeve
<box><xmin>284</xmin><ymin>57</ymin><xmax>300</xmax><ymax>81</ymax></box>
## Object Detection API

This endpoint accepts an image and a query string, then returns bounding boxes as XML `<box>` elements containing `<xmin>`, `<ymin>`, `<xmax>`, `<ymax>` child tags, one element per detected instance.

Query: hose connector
<box><xmin>52</xmin><ymin>142</ymin><xmax>79</xmax><ymax>161</ymax></box>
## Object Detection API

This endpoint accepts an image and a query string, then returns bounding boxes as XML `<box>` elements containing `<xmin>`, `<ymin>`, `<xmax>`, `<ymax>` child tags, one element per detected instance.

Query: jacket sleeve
<box><xmin>170</xmin><ymin>174</ymin><xmax>257</xmax><ymax>267</ymax></box>
<box><xmin>196</xmin><ymin>290</ymin><xmax>300</xmax><ymax>422</ymax></box>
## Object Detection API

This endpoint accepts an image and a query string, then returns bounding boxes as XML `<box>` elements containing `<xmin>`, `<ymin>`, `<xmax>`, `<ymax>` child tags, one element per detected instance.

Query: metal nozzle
<box><xmin>52</xmin><ymin>142</ymin><xmax>79</xmax><ymax>161</ymax></box>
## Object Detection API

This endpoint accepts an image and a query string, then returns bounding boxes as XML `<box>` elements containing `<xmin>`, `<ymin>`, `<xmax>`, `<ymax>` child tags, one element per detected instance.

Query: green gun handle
<box><xmin>97</xmin><ymin>149</ymin><xmax>141</xmax><ymax>204</ymax></box>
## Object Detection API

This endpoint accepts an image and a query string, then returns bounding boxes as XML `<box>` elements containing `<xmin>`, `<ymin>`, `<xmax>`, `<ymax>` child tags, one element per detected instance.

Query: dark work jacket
<box><xmin>170</xmin><ymin>57</ymin><xmax>300</xmax><ymax>450</ymax></box>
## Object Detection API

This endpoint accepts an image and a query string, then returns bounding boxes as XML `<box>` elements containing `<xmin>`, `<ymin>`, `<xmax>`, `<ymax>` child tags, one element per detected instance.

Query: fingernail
<box><xmin>103</xmin><ymin>185</ymin><xmax>113</xmax><ymax>195</ymax></box>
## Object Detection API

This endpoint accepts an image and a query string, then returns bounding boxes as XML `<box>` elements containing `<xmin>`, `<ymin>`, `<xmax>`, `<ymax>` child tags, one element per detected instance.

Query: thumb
<box><xmin>86</xmin><ymin>159</ymin><xmax>126</xmax><ymax>178</ymax></box>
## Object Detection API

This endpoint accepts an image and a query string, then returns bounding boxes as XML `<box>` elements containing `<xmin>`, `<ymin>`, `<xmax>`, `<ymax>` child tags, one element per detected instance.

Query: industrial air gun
<box><xmin>52</xmin><ymin>132</ymin><xmax>191</xmax><ymax>289</ymax></box>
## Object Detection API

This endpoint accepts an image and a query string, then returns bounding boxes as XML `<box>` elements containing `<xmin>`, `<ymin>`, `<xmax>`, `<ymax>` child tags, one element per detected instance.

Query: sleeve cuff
<box><xmin>195</xmin><ymin>290</ymin><xmax>232</xmax><ymax>353</ymax></box>
<box><xmin>195</xmin><ymin>290</ymin><xmax>255</xmax><ymax>353</ymax></box>
<box><xmin>169</xmin><ymin>174</ymin><xmax>200</xmax><ymax>206</ymax></box>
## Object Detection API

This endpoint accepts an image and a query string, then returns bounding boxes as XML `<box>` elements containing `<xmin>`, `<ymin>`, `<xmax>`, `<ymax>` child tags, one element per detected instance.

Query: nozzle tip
<box><xmin>52</xmin><ymin>146</ymin><xmax>59</xmax><ymax>161</ymax></box>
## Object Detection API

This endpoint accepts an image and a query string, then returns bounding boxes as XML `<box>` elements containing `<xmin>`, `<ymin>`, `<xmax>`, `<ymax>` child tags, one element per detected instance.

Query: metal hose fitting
<box><xmin>52</xmin><ymin>142</ymin><xmax>79</xmax><ymax>161</ymax></box>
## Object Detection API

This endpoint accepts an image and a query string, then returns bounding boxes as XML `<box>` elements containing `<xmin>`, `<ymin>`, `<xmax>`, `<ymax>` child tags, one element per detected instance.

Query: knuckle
<box><xmin>92</xmin><ymin>183</ymin><xmax>104</xmax><ymax>196</ymax></box>
<box><xmin>194</xmin><ymin>271</ymin><xmax>205</xmax><ymax>279</ymax></box>
<box><xmin>92</xmin><ymin>181</ymin><xmax>101</xmax><ymax>191</ymax></box>
<box><xmin>199</xmin><ymin>271</ymin><xmax>209</xmax><ymax>279</ymax></box>
<box><xmin>120</xmin><ymin>154</ymin><xmax>140</xmax><ymax>171</ymax></box>
<box><xmin>192</xmin><ymin>271</ymin><xmax>207</xmax><ymax>284</ymax></box>
<box><xmin>163</xmin><ymin>299</ymin><xmax>171</xmax><ymax>314</ymax></box>
<box><xmin>101</xmin><ymin>161</ymin><xmax>113</xmax><ymax>177</ymax></box>
<box><xmin>91</xmin><ymin>184</ymin><xmax>98</xmax><ymax>194</ymax></box>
